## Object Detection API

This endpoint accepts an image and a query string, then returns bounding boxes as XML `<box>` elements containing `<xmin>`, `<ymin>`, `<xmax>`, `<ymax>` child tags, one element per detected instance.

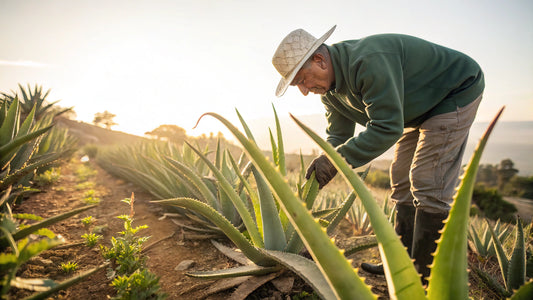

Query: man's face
<box><xmin>290</xmin><ymin>56</ymin><xmax>332</xmax><ymax>96</ymax></box>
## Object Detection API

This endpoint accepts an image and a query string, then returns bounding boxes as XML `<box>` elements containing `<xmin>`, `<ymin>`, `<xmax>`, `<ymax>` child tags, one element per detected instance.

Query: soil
<box><xmin>8</xmin><ymin>157</ymin><xmax>389</xmax><ymax>300</ymax></box>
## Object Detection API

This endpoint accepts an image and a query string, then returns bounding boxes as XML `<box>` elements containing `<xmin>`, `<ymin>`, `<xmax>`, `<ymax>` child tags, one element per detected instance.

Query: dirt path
<box><xmin>9</xmin><ymin>157</ymin><xmax>390</xmax><ymax>299</ymax></box>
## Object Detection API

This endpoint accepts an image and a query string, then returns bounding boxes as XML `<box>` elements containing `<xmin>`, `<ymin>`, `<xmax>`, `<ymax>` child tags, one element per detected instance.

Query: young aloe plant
<box><xmin>487</xmin><ymin>217</ymin><xmax>528</xmax><ymax>294</ymax></box>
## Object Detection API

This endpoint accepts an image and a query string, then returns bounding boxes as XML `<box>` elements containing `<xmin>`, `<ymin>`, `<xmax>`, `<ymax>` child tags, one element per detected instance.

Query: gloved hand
<box><xmin>305</xmin><ymin>154</ymin><xmax>337</xmax><ymax>189</ymax></box>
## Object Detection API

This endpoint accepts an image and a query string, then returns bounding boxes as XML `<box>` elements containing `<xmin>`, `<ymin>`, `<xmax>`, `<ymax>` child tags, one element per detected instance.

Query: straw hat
<box><xmin>272</xmin><ymin>25</ymin><xmax>336</xmax><ymax>97</ymax></box>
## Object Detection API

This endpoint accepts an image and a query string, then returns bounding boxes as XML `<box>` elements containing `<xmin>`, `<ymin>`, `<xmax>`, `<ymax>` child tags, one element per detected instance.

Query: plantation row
<box><xmin>1</xmin><ymin>85</ymin><xmax>532</xmax><ymax>299</ymax></box>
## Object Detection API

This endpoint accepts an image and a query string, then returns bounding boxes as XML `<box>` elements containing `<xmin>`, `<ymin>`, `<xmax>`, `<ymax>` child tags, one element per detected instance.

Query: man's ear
<box><xmin>313</xmin><ymin>53</ymin><xmax>327</xmax><ymax>69</ymax></box>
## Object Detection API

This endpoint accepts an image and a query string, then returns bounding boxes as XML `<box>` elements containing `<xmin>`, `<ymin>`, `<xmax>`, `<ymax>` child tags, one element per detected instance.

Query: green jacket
<box><xmin>322</xmin><ymin>34</ymin><xmax>484</xmax><ymax>168</ymax></box>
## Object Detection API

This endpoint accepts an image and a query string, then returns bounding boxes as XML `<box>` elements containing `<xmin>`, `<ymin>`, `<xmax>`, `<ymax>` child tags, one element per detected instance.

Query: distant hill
<box><xmin>246</xmin><ymin>115</ymin><xmax>533</xmax><ymax>176</ymax></box>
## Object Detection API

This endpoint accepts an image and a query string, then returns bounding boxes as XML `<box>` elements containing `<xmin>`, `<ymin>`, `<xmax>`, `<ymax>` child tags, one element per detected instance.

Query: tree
<box><xmin>497</xmin><ymin>159</ymin><xmax>519</xmax><ymax>191</ymax></box>
<box><xmin>93</xmin><ymin>110</ymin><xmax>118</xmax><ymax>129</ymax></box>
<box><xmin>144</xmin><ymin>124</ymin><xmax>186</xmax><ymax>143</ymax></box>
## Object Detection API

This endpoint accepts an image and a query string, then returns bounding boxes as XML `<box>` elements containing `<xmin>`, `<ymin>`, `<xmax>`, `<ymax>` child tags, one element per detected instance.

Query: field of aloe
<box><xmin>1</xmin><ymin>85</ymin><xmax>532</xmax><ymax>299</ymax></box>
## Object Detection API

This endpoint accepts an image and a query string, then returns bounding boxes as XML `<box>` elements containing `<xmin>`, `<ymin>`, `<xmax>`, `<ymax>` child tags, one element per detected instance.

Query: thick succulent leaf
<box><xmin>509</xmin><ymin>279</ymin><xmax>533</xmax><ymax>300</ymax></box>
<box><xmin>18</xmin><ymin>238</ymin><xmax>63</xmax><ymax>265</ymax></box>
<box><xmin>229</xmin><ymin>157</ymin><xmax>263</xmax><ymax>238</ymax></box>
<box><xmin>260</xmin><ymin>249</ymin><xmax>336</xmax><ymax>300</ymax></box>
<box><xmin>185</xmin><ymin>142</ymin><xmax>263</xmax><ymax>248</ymax></box>
<box><xmin>0</xmin><ymin>98</ymin><xmax>19</xmax><ymax>146</ymax></box>
<box><xmin>197</xmin><ymin>112</ymin><xmax>376</xmax><ymax>300</ymax></box>
<box><xmin>153</xmin><ymin>197</ymin><xmax>274</xmax><ymax>267</ymax></box>
<box><xmin>6</xmin><ymin>205</ymin><xmax>97</xmax><ymax>247</ymax></box>
<box><xmin>290</xmin><ymin>113</ymin><xmax>424</xmax><ymax>299</ymax></box>
<box><xmin>252</xmin><ymin>167</ymin><xmax>286</xmax><ymax>251</ymax></box>
<box><xmin>163</xmin><ymin>156</ymin><xmax>219</xmax><ymax>210</ymax></box>
<box><xmin>10</xmin><ymin>277</ymin><xmax>57</xmax><ymax>292</ymax></box>
<box><xmin>234</xmin><ymin>108</ymin><xmax>256</xmax><ymax>143</ymax></box>
<box><xmin>186</xmin><ymin>264</ymin><xmax>280</xmax><ymax>279</ymax></box>
<box><xmin>23</xmin><ymin>263</ymin><xmax>109</xmax><ymax>299</ymax></box>
<box><xmin>272</xmin><ymin>104</ymin><xmax>286</xmax><ymax>176</ymax></box>
<box><xmin>326</xmin><ymin>191</ymin><xmax>357</xmax><ymax>236</ymax></box>
<box><xmin>507</xmin><ymin>218</ymin><xmax>526</xmax><ymax>291</ymax></box>
<box><xmin>487</xmin><ymin>219</ymin><xmax>510</xmax><ymax>288</ymax></box>
<box><xmin>428</xmin><ymin>107</ymin><xmax>505</xmax><ymax>299</ymax></box>
<box><xmin>211</xmin><ymin>240</ymin><xmax>251</xmax><ymax>265</ymax></box>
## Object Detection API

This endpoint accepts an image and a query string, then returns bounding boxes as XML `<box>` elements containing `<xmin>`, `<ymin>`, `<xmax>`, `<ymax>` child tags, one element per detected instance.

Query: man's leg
<box><xmin>410</xmin><ymin>95</ymin><xmax>482</xmax><ymax>284</ymax></box>
<box><xmin>361</xmin><ymin>128</ymin><xmax>419</xmax><ymax>274</ymax></box>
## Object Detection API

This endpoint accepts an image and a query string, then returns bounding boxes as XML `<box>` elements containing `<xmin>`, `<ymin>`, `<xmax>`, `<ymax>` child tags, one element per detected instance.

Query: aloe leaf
<box><xmin>0</xmin><ymin>98</ymin><xmax>19</xmax><ymax>146</ymax></box>
<box><xmin>11</xmin><ymin>277</ymin><xmax>57</xmax><ymax>292</ymax></box>
<box><xmin>186</xmin><ymin>264</ymin><xmax>280</xmax><ymax>279</ymax></box>
<box><xmin>507</xmin><ymin>217</ymin><xmax>526</xmax><ymax>291</ymax></box>
<box><xmin>22</xmin><ymin>263</ymin><xmax>109</xmax><ymax>300</ymax></box>
<box><xmin>211</xmin><ymin>240</ymin><xmax>251</xmax><ymax>265</ymax></box>
<box><xmin>185</xmin><ymin>142</ymin><xmax>263</xmax><ymax>248</ymax></box>
<box><xmin>6</xmin><ymin>205</ymin><xmax>97</xmax><ymax>247</ymax></box>
<box><xmin>487</xmin><ymin>219</ymin><xmax>510</xmax><ymax>288</ymax></box>
<box><xmin>261</xmin><ymin>249</ymin><xmax>336</xmax><ymax>300</ymax></box>
<box><xmin>302</xmin><ymin>173</ymin><xmax>320</xmax><ymax>209</ymax></box>
<box><xmin>18</xmin><ymin>238</ymin><xmax>63</xmax><ymax>265</ymax></box>
<box><xmin>469</xmin><ymin>224</ymin><xmax>486</xmax><ymax>257</ymax></box>
<box><xmin>272</xmin><ymin>104</ymin><xmax>286</xmax><ymax>176</ymax></box>
<box><xmin>197</xmin><ymin>112</ymin><xmax>376</xmax><ymax>300</ymax></box>
<box><xmin>234</xmin><ymin>109</ymin><xmax>256</xmax><ymax>143</ymax></box>
<box><xmin>509</xmin><ymin>279</ymin><xmax>533</xmax><ymax>300</ymax></box>
<box><xmin>428</xmin><ymin>106</ymin><xmax>505</xmax><ymax>299</ymax></box>
<box><xmin>251</xmin><ymin>167</ymin><xmax>286</xmax><ymax>251</ymax></box>
<box><xmin>0</xmin><ymin>125</ymin><xmax>53</xmax><ymax>159</ymax></box>
<box><xmin>153</xmin><ymin>197</ymin><xmax>274</xmax><ymax>266</ymax></box>
<box><xmin>327</xmin><ymin>192</ymin><xmax>357</xmax><ymax>236</ymax></box>
<box><xmin>343</xmin><ymin>235</ymin><xmax>378</xmax><ymax>257</ymax></box>
<box><xmin>290</xmin><ymin>113</ymin><xmax>424</xmax><ymax>299</ymax></box>
<box><xmin>229</xmin><ymin>157</ymin><xmax>263</xmax><ymax>238</ymax></box>
<box><xmin>163</xmin><ymin>156</ymin><xmax>219</xmax><ymax>210</ymax></box>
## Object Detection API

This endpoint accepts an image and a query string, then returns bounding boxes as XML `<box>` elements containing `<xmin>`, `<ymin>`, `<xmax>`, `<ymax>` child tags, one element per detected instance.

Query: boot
<box><xmin>411</xmin><ymin>208</ymin><xmax>448</xmax><ymax>285</ymax></box>
<box><xmin>361</xmin><ymin>205</ymin><xmax>416</xmax><ymax>274</ymax></box>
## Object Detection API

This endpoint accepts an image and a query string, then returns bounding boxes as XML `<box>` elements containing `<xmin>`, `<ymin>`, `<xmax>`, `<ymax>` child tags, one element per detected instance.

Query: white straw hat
<box><xmin>272</xmin><ymin>25</ymin><xmax>336</xmax><ymax>97</ymax></box>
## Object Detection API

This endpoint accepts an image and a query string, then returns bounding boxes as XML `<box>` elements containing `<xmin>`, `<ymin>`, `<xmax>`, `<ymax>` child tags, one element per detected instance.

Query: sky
<box><xmin>1</xmin><ymin>0</ymin><xmax>532</xmax><ymax>143</ymax></box>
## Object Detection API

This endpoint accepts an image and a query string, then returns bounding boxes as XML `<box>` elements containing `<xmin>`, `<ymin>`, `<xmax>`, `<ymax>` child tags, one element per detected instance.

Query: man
<box><xmin>272</xmin><ymin>25</ymin><xmax>484</xmax><ymax>284</ymax></box>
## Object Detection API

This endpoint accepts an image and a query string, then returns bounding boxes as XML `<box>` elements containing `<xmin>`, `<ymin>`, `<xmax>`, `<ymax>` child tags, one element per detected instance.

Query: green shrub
<box><xmin>472</xmin><ymin>185</ymin><xmax>517</xmax><ymax>222</ymax></box>
<box><xmin>365</xmin><ymin>168</ymin><xmax>390</xmax><ymax>189</ymax></box>
<box><xmin>33</xmin><ymin>167</ymin><xmax>61</xmax><ymax>187</ymax></box>
<box><xmin>83</xmin><ymin>144</ymin><xmax>99</xmax><ymax>159</ymax></box>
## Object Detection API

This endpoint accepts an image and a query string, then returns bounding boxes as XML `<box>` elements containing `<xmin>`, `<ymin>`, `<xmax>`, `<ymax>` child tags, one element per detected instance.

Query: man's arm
<box><xmin>336</xmin><ymin>53</ymin><xmax>405</xmax><ymax>168</ymax></box>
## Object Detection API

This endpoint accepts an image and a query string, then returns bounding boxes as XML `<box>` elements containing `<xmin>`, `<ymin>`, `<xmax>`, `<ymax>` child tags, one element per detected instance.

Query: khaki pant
<box><xmin>390</xmin><ymin>94</ymin><xmax>482</xmax><ymax>213</ymax></box>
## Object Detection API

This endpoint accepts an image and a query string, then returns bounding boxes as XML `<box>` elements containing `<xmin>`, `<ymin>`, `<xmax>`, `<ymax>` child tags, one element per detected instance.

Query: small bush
<box><xmin>83</xmin><ymin>144</ymin><xmax>99</xmax><ymax>159</ymax></box>
<box><xmin>472</xmin><ymin>185</ymin><xmax>518</xmax><ymax>223</ymax></box>
<box><xmin>366</xmin><ymin>169</ymin><xmax>390</xmax><ymax>189</ymax></box>
<box><xmin>60</xmin><ymin>262</ymin><xmax>78</xmax><ymax>273</ymax></box>
<box><xmin>33</xmin><ymin>168</ymin><xmax>61</xmax><ymax>186</ymax></box>
<box><xmin>81</xmin><ymin>233</ymin><xmax>102</xmax><ymax>247</ymax></box>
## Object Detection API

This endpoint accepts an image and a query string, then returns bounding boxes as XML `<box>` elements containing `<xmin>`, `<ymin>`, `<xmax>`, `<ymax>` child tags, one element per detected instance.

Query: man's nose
<box><xmin>297</xmin><ymin>84</ymin><xmax>309</xmax><ymax>96</ymax></box>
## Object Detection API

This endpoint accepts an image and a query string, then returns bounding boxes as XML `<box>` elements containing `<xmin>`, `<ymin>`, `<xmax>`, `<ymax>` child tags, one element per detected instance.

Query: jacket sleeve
<box><xmin>336</xmin><ymin>52</ymin><xmax>405</xmax><ymax>168</ymax></box>
<box><xmin>321</xmin><ymin>94</ymin><xmax>356</xmax><ymax>148</ymax></box>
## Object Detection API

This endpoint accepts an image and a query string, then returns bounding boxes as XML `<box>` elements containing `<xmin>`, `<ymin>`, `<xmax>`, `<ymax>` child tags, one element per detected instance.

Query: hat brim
<box><xmin>275</xmin><ymin>25</ymin><xmax>336</xmax><ymax>97</ymax></box>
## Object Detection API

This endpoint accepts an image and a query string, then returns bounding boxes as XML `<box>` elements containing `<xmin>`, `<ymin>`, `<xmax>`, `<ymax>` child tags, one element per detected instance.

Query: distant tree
<box><xmin>144</xmin><ymin>124</ymin><xmax>187</xmax><ymax>143</ymax></box>
<box><xmin>93</xmin><ymin>110</ymin><xmax>118</xmax><ymax>129</ymax></box>
<box><xmin>497</xmin><ymin>159</ymin><xmax>519</xmax><ymax>191</ymax></box>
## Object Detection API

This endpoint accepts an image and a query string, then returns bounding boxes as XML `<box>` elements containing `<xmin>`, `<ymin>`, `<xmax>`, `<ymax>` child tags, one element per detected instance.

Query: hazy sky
<box><xmin>1</xmin><ymin>0</ymin><xmax>532</xmax><ymax>139</ymax></box>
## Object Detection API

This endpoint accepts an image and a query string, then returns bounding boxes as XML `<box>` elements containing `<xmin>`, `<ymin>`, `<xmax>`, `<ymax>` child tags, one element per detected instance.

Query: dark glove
<box><xmin>305</xmin><ymin>154</ymin><xmax>337</xmax><ymax>189</ymax></box>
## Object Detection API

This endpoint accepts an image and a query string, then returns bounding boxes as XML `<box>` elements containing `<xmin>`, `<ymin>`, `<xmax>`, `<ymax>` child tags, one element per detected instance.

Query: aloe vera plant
<box><xmin>179</xmin><ymin>105</ymin><xmax>533</xmax><ymax>299</ymax></box>
<box><xmin>153</xmin><ymin>106</ymin><xmax>368</xmax><ymax>299</ymax></box>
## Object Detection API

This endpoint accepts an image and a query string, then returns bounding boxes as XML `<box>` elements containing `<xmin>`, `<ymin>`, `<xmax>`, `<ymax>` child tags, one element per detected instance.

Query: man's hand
<box><xmin>305</xmin><ymin>154</ymin><xmax>337</xmax><ymax>189</ymax></box>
